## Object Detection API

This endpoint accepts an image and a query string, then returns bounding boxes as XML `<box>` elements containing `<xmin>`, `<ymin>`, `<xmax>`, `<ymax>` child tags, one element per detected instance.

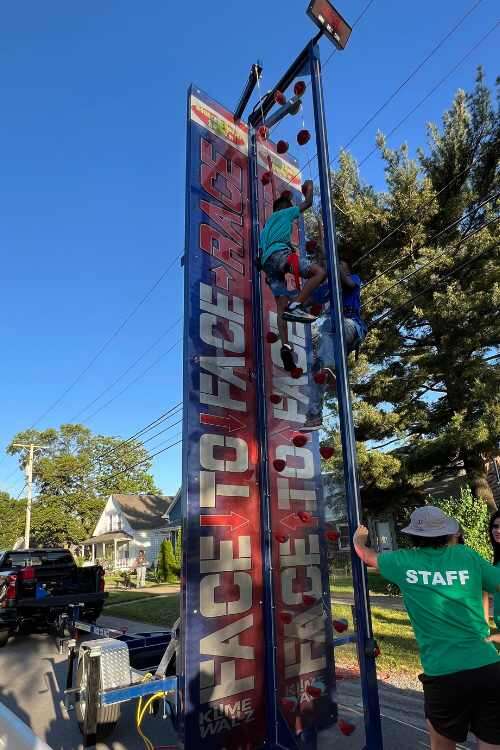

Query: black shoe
<box><xmin>282</xmin><ymin>302</ymin><xmax>318</xmax><ymax>324</ymax></box>
<box><xmin>280</xmin><ymin>344</ymin><xmax>295</xmax><ymax>372</ymax></box>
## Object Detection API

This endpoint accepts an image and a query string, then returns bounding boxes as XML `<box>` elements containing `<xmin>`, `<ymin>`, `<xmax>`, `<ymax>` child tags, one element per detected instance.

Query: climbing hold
<box><xmin>294</xmin><ymin>80</ymin><xmax>307</xmax><ymax>97</ymax></box>
<box><xmin>274</xmin><ymin>533</ymin><xmax>289</xmax><ymax>544</ymax></box>
<box><xmin>333</xmin><ymin>619</ymin><xmax>349</xmax><ymax>633</ymax></box>
<box><xmin>297</xmin><ymin>129</ymin><xmax>311</xmax><ymax>146</ymax></box>
<box><xmin>258</xmin><ymin>125</ymin><xmax>269</xmax><ymax>140</ymax></box>
<box><xmin>273</xmin><ymin>459</ymin><xmax>286</xmax><ymax>473</ymax></box>
<box><xmin>274</xmin><ymin>90</ymin><xmax>286</xmax><ymax>106</ymax></box>
<box><xmin>303</xmin><ymin>594</ymin><xmax>317</xmax><ymax>606</ymax></box>
<box><xmin>279</xmin><ymin>611</ymin><xmax>293</xmax><ymax>624</ymax></box>
<box><xmin>266</xmin><ymin>331</ymin><xmax>279</xmax><ymax>343</ymax></box>
<box><xmin>292</xmin><ymin>433</ymin><xmax>308</xmax><ymax>448</ymax></box>
<box><xmin>374</xmin><ymin>646</ymin><xmax>381</xmax><ymax>658</ymax></box>
<box><xmin>297</xmin><ymin>511</ymin><xmax>312</xmax><ymax>523</ymax></box>
<box><xmin>310</xmin><ymin>303</ymin><xmax>323</xmax><ymax>317</ymax></box>
<box><xmin>306</xmin><ymin>685</ymin><xmax>322</xmax><ymax>698</ymax></box>
<box><xmin>326</xmin><ymin>530</ymin><xmax>340</xmax><ymax>542</ymax></box>
<box><xmin>276</xmin><ymin>139</ymin><xmax>289</xmax><ymax>155</ymax></box>
<box><xmin>290</xmin><ymin>367</ymin><xmax>303</xmax><ymax>379</ymax></box>
<box><xmin>261</xmin><ymin>171</ymin><xmax>271</xmax><ymax>186</ymax></box>
<box><xmin>270</xmin><ymin>393</ymin><xmax>282</xmax><ymax>405</ymax></box>
<box><xmin>338</xmin><ymin>719</ymin><xmax>356</xmax><ymax>736</ymax></box>
<box><xmin>320</xmin><ymin>446</ymin><xmax>335</xmax><ymax>460</ymax></box>
<box><xmin>281</xmin><ymin>189</ymin><xmax>292</xmax><ymax>201</ymax></box>
<box><xmin>313</xmin><ymin>371</ymin><xmax>327</xmax><ymax>385</ymax></box>
<box><xmin>305</xmin><ymin>239</ymin><xmax>318</xmax><ymax>252</ymax></box>
<box><xmin>281</xmin><ymin>697</ymin><xmax>298</xmax><ymax>712</ymax></box>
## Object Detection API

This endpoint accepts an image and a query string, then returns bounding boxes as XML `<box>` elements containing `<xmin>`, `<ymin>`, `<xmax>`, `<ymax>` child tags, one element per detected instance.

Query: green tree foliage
<box><xmin>318</xmin><ymin>69</ymin><xmax>499</xmax><ymax>512</ymax></box>
<box><xmin>157</xmin><ymin>538</ymin><xmax>179</xmax><ymax>583</ymax></box>
<box><xmin>432</xmin><ymin>488</ymin><xmax>491</xmax><ymax>561</ymax></box>
<box><xmin>0</xmin><ymin>491</ymin><xmax>26</xmax><ymax>549</ymax></box>
<box><xmin>6</xmin><ymin>424</ymin><xmax>159</xmax><ymax>547</ymax></box>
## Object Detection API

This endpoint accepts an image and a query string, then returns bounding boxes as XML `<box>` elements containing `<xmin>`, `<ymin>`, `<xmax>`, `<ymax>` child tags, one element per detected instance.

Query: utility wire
<box><xmin>363</xmin><ymin>193</ymin><xmax>500</xmax><ymax>305</ymax></box>
<box><xmin>100</xmin><ymin>437</ymin><xmax>183</xmax><ymax>485</ymax></box>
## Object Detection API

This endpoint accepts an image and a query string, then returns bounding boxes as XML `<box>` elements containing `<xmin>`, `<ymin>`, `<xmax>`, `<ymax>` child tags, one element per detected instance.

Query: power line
<box><xmin>372</xmin><ymin>235</ymin><xmax>499</xmax><ymax>327</ymax></box>
<box><xmin>68</xmin><ymin>316</ymin><xmax>182</xmax><ymax>423</ymax></box>
<box><xmin>100</xmin><ymin>437</ymin><xmax>183</xmax><ymax>485</ymax></box>
<box><xmin>28</xmin><ymin>252</ymin><xmax>182</xmax><ymax>430</ymax></box>
<box><xmin>363</xmin><ymin>193</ymin><xmax>500</xmax><ymax>306</ymax></box>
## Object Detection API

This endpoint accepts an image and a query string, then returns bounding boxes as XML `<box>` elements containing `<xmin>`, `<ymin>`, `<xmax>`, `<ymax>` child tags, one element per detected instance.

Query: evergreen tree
<box><xmin>317</xmin><ymin>69</ymin><xmax>499</xmax><ymax>512</ymax></box>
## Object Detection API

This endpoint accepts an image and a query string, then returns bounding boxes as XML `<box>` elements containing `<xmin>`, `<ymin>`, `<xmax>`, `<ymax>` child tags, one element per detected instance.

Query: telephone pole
<box><xmin>12</xmin><ymin>443</ymin><xmax>45</xmax><ymax>548</ymax></box>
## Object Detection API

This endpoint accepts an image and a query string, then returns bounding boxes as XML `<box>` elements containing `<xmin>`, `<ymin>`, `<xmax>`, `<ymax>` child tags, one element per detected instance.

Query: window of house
<box><xmin>338</xmin><ymin>524</ymin><xmax>350</xmax><ymax>550</ymax></box>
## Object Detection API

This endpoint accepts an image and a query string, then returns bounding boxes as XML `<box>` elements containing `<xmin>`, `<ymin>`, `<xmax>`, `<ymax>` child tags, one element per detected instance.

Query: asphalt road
<box><xmin>0</xmin><ymin>615</ymin><xmax>475</xmax><ymax>750</ymax></box>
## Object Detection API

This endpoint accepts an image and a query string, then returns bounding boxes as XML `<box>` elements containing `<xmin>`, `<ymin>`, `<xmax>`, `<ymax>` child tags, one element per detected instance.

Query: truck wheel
<box><xmin>0</xmin><ymin>632</ymin><xmax>9</xmax><ymax>648</ymax></box>
<box><xmin>75</xmin><ymin>654</ymin><xmax>120</xmax><ymax>745</ymax></box>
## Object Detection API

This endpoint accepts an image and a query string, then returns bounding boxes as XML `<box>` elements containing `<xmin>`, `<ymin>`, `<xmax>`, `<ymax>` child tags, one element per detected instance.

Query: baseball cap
<box><xmin>401</xmin><ymin>506</ymin><xmax>459</xmax><ymax>537</ymax></box>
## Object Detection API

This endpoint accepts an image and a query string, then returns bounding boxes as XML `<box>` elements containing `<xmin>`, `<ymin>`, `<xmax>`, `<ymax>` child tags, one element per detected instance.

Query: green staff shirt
<box><xmin>378</xmin><ymin>545</ymin><xmax>500</xmax><ymax>676</ymax></box>
<box><xmin>495</xmin><ymin>562</ymin><xmax>500</xmax><ymax>629</ymax></box>
<box><xmin>260</xmin><ymin>206</ymin><xmax>300</xmax><ymax>266</ymax></box>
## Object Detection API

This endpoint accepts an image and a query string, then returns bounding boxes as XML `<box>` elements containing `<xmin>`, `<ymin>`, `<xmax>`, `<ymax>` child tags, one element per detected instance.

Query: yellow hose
<box><xmin>136</xmin><ymin>673</ymin><xmax>166</xmax><ymax>750</ymax></box>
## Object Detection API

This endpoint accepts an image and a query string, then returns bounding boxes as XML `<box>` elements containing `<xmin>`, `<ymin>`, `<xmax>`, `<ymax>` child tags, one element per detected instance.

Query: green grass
<box><xmin>106</xmin><ymin>593</ymin><xmax>420</xmax><ymax>676</ymax></box>
<box><xmin>105</xmin><ymin>590</ymin><xmax>165</xmax><ymax>606</ymax></box>
<box><xmin>105</xmin><ymin>592</ymin><xmax>180</xmax><ymax>626</ymax></box>
<box><xmin>330</xmin><ymin>575</ymin><xmax>355</xmax><ymax>595</ymax></box>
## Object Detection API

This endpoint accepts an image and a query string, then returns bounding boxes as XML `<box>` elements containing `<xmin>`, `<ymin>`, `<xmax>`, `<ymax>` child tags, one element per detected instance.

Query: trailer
<box><xmin>61</xmin><ymin>605</ymin><xmax>180</xmax><ymax>747</ymax></box>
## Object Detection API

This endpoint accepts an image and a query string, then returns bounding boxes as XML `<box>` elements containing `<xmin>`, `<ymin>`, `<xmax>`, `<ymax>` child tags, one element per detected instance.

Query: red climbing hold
<box><xmin>374</xmin><ymin>645</ymin><xmax>381</xmax><ymax>658</ymax></box>
<box><xmin>292</xmin><ymin>433</ymin><xmax>308</xmax><ymax>448</ymax></box>
<box><xmin>313</xmin><ymin>371</ymin><xmax>327</xmax><ymax>385</ymax></box>
<box><xmin>310</xmin><ymin>304</ymin><xmax>323</xmax><ymax>317</ymax></box>
<box><xmin>270</xmin><ymin>393</ymin><xmax>282</xmax><ymax>405</ymax></box>
<box><xmin>261</xmin><ymin>171</ymin><xmax>271</xmax><ymax>186</ymax></box>
<box><xmin>276</xmin><ymin>139</ymin><xmax>289</xmax><ymax>155</ymax></box>
<box><xmin>281</xmin><ymin>697</ymin><xmax>297</xmax><ymax>712</ymax></box>
<box><xmin>297</xmin><ymin>511</ymin><xmax>311</xmax><ymax>523</ymax></box>
<box><xmin>303</xmin><ymin>594</ymin><xmax>317</xmax><ymax>606</ymax></box>
<box><xmin>297</xmin><ymin>129</ymin><xmax>311</xmax><ymax>146</ymax></box>
<box><xmin>320</xmin><ymin>446</ymin><xmax>335</xmax><ymax>460</ymax></box>
<box><xmin>258</xmin><ymin>125</ymin><xmax>269</xmax><ymax>140</ymax></box>
<box><xmin>290</xmin><ymin>367</ymin><xmax>303</xmax><ymax>379</ymax></box>
<box><xmin>266</xmin><ymin>331</ymin><xmax>279</xmax><ymax>343</ymax></box>
<box><xmin>306</xmin><ymin>239</ymin><xmax>318</xmax><ymax>252</ymax></box>
<box><xmin>274</xmin><ymin>90</ymin><xmax>286</xmax><ymax>106</ymax></box>
<box><xmin>273</xmin><ymin>459</ymin><xmax>286</xmax><ymax>473</ymax></box>
<box><xmin>333</xmin><ymin>619</ymin><xmax>349</xmax><ymax>633</ymax></box>
<box><xmin>338</xmin><ymin>719</ymin><xmax>356</xmax><ymax>736</ymax></box>
<box><xmin>294</xmin><ymin>80</ymin><xmax>306</xmax><ymax>97</ymax></box>
<box><xmin>306</xmin><ymin>685</ymin><xmax>322</xmax><ymax>698</ymax></box>
<box><xmin>274</xmin><ymin>533</ymin><xmax>289</xmax><ymax>544</ymax></box>
<box><xmin>281</xmin><ymin>189</ymin><xmax>292</xmax><ymax>201</ymax></box>
<box><xmin>279</xmin><ymin>611</ymin><xmax>293</xmax><ymax>624</ymax></box>
<box><xmin>326</xmin><ymin>530</ymin><xmax>340</xmax><ymax>542</ymax></box>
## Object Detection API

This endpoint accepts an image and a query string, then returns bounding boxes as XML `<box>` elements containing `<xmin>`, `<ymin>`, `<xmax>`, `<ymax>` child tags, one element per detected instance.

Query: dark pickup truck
<box><xmin>0</xmin><ymin>548</ymin><xmax>107</xmax><ymax>647</ymax></box>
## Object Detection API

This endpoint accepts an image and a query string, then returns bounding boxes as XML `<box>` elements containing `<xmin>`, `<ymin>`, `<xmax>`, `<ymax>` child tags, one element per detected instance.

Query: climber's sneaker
<box><xmin>280</xmin><ymin>344</ymin><xmax>296</xmax><ymax>372</ymax></box>
<box><xmin>301</xmin><ymin>416</ymin><xmax>322</xmax><ymax>432</ymax></box>
<box><xmin>282</xmin><ymin>302</ymin><xmax>318</xmax><ymax>324</ymax></box>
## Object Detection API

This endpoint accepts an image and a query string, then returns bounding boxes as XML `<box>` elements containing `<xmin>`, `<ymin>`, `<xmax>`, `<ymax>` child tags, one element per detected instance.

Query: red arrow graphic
<box><xmin>200</xmin><ymin>413</ymin><xmax>245</xmax><ymax>434</ymax></box>
<box><xmin>200</xmin><ymin>512</ymin><xmax>249</xmax><ymax>531</ymax></box>
<box><xmin>280</xmin><ymin>513</ymin><xmax>319</xmax><ymax>531</ymax></box>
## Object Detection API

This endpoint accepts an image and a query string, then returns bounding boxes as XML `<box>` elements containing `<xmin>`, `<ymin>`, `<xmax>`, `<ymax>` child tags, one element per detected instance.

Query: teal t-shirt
<box><xmin>378</xmin><ymin>545</ymin><xmax>500</xmax><ymax>676</ymax></box>
<box><xmin>495</xmin><ymin>561</ymin><xmax>500</xmax><ymax>628</ymax></box>
<box><xmin>260</xmin><ymin>206</ymin><xmax>300</xmax><ymax>265</ymax></box>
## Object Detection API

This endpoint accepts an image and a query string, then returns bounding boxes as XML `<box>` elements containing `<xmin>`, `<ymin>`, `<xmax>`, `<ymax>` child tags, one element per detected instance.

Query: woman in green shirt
<box><xmin>489</xmin><ymin>510</ymin><xmax>500</xmax><ymax>629</ymax></box>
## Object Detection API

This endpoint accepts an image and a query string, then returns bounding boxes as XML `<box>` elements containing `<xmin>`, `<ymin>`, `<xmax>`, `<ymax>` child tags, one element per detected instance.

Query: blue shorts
<box><xmin>262</xmin><ymin>249</ymin><xmax>313</xmax><ymax>298</ymax></box>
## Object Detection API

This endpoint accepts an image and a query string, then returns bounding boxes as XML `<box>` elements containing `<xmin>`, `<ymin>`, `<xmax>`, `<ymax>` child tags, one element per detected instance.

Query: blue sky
<box><xmin>0</xmin><ymin>0</ymin><xmax>497</xmax><ymax>497</ymax></box>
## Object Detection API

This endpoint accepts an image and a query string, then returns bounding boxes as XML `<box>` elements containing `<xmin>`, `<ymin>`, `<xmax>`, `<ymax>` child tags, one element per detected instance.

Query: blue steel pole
<box><xmin>248</xmin><ymin>128</ymin><xmax>285</xmax><ymax>750</ymax></box>
<box><xmin>309</xmin><ymin>42</ymin><xmax>384</xmax><ymax>750</ymax></box>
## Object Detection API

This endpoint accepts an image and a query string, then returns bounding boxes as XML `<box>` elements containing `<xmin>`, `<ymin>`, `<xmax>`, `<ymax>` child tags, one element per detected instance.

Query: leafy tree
<box><xmin>0</xmin><ymin>491</ymin><xmax>26</xmax><ymax>549</ymax></box>
<box><xmin>318</xmin><ymin>69</ymin><xmax>499</xmax><ymax>513</ymax></box>
<box><xmin>431</xmin><ymin>487</ymin><xmax>491</xmax><ymax>560</ymax></box>
<box><xmin>7</xmin><ymin>424</ymin><xmax>160</xmax><ymax>546</ymax></box>
<box><xmin>158</xmin><ymin>538</ymin><xmax>179</xmax><ymax>583</ymax></box>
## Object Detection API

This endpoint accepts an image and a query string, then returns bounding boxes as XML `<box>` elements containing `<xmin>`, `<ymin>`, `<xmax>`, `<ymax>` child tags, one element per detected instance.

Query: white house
<box><xmin>82</xmin><ymin>493</ymin><xmax>180</xmax><ymax>569</ymax></box>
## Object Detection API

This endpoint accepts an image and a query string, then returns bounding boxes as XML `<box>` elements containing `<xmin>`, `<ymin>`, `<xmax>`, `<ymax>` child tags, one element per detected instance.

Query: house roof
<box><xmin>82</xmin><ymin>530</ymin><xmax>133</xmax><ymax>545</ymax></box>
<box><xmin>112</xmin><ymin>494</ymin><xmax>173</xmax><ymax>530</ymax></box>
<box><xmin>164</xmin><ymin>488</ymin><xmax>181</xmax><ymax>519</ymax></box>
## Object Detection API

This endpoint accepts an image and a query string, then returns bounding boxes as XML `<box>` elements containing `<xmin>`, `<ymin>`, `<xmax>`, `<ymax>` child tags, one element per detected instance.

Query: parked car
<box><xmin>0</xmin><ymin>548</ymin><xmax>107</xmax><ymax>647</ymax></box>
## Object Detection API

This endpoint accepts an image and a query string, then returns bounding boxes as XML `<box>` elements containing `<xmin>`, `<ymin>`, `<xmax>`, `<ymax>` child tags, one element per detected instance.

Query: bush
<box><xmin>367</xmin><ymin>571</ymin><xmax>400</xmax><ymax>597</ymax></box>
<box><xmin>431</xmin><ymin>487</ymin><xmax>491</xmax><ymax>561</ymax></box>
<box><xmin>158</xmin><ymin>539</ymin><xmax>180</xmax><ymax>583</ymax></box>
